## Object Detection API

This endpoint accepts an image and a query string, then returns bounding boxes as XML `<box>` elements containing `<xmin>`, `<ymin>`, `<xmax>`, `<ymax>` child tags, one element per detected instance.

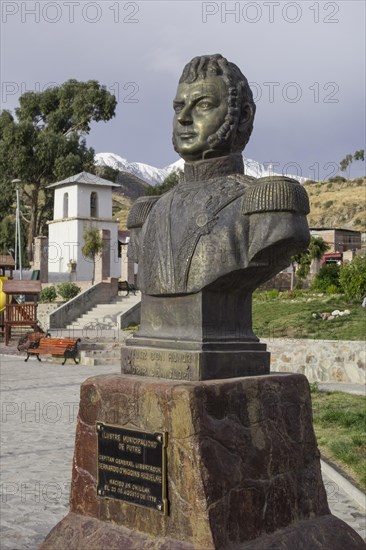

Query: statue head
<box><xmin>172</xmin><ymin>54</ymin><xmax>256</xmax><ymax>161</ymax></box>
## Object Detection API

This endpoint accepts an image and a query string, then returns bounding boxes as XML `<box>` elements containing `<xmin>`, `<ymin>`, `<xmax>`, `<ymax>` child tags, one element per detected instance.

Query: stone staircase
<box><xmin>66</xmin><ymin>292</ymin><xmax>141</xmax><ymax>331</ymax></box>
<box><xmin>79</xmin><ymin>337</ymin><xmax>125</xmax><ymax>366</ymax></box>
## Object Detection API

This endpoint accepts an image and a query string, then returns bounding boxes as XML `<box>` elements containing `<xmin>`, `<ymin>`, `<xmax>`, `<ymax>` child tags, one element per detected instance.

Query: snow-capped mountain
<box><xmin>96</xmin><ymin>152</ymin><xmax>173</xmax><ymax>185</ymax></box>
<box><xmin>95</xmin><ymin>152</ymin><xmax>306</xmax><ymax>185</ymax></box>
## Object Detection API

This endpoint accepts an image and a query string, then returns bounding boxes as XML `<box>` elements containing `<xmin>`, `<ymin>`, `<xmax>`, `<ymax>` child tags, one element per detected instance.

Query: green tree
<box><xmin>0</xmin><ymin>216</ymin><xmax>16</xmax><ymax>255</ymax></box>
<box><xmin>339</xmin><ymin>255</ymin><xmax>366</xmax><ymax>301</ymax></box>
<box><xmin>354</xmin><ymin>149</ymin><xmax>364</xmax><ymax>162</ymax></box>
<box><xmin>339</xmin><ymin>149</ymin><xmax>364</xmax><ymax>177</ymax></box>
<box><xmin>308</xmin><ymin>236</ymin><xmax>330</xmax><ymax>263</ymax></box>
<box><xmin>145</xmin><ymin>170</ymin><xmax>182</xmax><ymax>196</ymax></box>
<box><xmin>290</xmin><ymin>236</ymin><xmax>329</xmax><ymax>289</ymax></box>
<box><xmin>339</xmin><ymin>154</ymin><xmax>353</xmax><ymax>174</ymax></box>
<box><xmin>82</xmin><ymin>226</ymin><xmax>103</xmax><ymax>284</ymax></box>
<box><xmin>0</xmin><ymin>214</ymin><xmax>28</xmax><ymax>265</ymax></box>
<box><xmin>0</xmin><ymin>112</ymin><xmax>17</xmax><ymax>216</ymax></box>
<box><xmin>0</xmin><ymin>80</ymin><xmax>117</xmax><ymax>260</ymax></box>
<box><xmin>311</xmin><ymin>263</ymin><xmax>341</xmax><ymax>292</ymax></box>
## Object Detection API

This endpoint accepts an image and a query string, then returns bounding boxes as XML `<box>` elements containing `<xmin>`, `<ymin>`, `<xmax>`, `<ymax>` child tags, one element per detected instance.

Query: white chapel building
<box><xmin>47</xmin><ymin>172</ymin><xmax>120</xmax><ymax>281</ymax></box>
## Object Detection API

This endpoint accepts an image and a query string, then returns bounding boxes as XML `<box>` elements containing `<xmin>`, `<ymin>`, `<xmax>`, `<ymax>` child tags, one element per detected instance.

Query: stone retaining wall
<box><xmin>258</xmin><ymin>272</ymin><xmax>310</xmax><ymax>291</ymax></box>
<box><xmin>263</xmin><ymin>338</ymin><xmax>365</xmax><ymax>385</ymax></box>
<box><xmin>49</xmin><ymin>279</ymin><xmax>118</xmax><ymax>329</ymax></box>
<box><xmin>37</xmin><ymin>303</ymin><xmax>60</xmax><ymax>332</ymax></box>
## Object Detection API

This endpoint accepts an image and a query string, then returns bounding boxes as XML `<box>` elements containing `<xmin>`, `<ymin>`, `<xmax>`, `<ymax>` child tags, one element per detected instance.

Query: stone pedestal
<box><xmin>122</xmin><ymin>339</ymin><xmax>269</xmax><ymax>380</ymax></box>
<box><xmin>41</xmin><ymin>373</ymin><xmax>364</xmax><ymax>550</ymax></box>
<box><xmin>122</xmin><ymin>289</ymin><xmax>270</xmax><ymax>380</ymax></box>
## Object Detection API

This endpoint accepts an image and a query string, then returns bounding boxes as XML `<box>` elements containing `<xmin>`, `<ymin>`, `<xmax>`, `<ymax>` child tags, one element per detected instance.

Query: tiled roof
<box><xmin>46</xmin><ymin>172</ymin><xmax>120</xmax><ymax>189</ymax></box>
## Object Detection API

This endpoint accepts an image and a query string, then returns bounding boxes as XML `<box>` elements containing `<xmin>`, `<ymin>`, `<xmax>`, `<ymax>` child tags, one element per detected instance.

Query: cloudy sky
<box><xmin>1</xmin><ymin>0</ymin><xmax>365</xmax><ymax>179</ymax></box>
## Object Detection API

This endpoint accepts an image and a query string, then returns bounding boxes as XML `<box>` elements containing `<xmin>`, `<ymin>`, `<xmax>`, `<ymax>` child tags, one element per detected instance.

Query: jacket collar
<box><xmin>183</xmin><ymin>153</ymin><xmax>244</xmax><ymax>183</ymax></box>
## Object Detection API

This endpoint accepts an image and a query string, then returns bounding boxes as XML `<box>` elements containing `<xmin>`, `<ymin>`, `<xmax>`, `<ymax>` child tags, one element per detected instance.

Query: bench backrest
<box><xmin>37</xmin><ymin>338</ymin><xmax>79</xmax><ymax>349</ymax></box>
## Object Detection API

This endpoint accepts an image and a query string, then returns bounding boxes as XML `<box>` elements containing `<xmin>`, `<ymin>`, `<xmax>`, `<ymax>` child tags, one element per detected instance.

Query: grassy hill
<box><xmin>114</xmin><ymin>171</ymin><xmax>150</xmax><ymax>201</ymax></box>
<box><xmin>304</xmin><ymin>177</ymin><xmax>365</xmax><ymax>231</ymax></box>
<box><xmin>112</xmin><ymin>175</ymin><xmax>366</xmax><ymax>231</ymax></box>
<box><xmin>112</xmin><ymin>194</ymin><xmax>132</xmax><ymax>230</ymax></box>
<box><xmin>111</xmin><ymin>171</ymin><xmax>148</xmax><ymax>230</ymax></box>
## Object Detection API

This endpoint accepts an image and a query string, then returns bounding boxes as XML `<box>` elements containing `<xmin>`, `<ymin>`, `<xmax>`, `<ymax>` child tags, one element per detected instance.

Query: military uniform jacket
<box><xmin>127</xmin><ymin>154</ymin><xmax>310</xmax><ymax>296</ymax></box>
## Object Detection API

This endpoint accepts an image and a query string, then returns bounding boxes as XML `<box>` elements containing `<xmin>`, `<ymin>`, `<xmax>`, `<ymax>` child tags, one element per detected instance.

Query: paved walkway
<box><xmin>0</xmin><ymin>354</ymin><xmax>365</xmax><ymax>549</ymax></box>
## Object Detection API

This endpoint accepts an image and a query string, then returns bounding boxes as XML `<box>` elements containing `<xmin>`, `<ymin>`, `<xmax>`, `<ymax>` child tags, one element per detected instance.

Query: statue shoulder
<box><xmin>227</xmin><ymin>173</ymin><xmax>256</xmax><ymax>187</ymax></box>
<box><xmin>127</xmin><ymin>195</ymin><xmax>162</xmax><ymax>229</ymax></box>
<box><xmin>223</xmin><ymin>174</ymin><xmax>257</xmax><ymax>203</ymax></box>
<box><xmin>241</xmin><ymin>175</ymin><xmax>310</xmax><ymax>215</ymax></box>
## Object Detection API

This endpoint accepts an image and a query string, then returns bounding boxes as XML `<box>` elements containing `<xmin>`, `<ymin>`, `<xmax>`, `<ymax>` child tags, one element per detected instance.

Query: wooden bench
<box><xmin>118</xmin><ymin>280</ymin><xmax>137</xmax><ymax>296</ymax></box>
<box><xmin>17</xmin><ymin>331</ymin><xmax>50</xmax><ymax>352</ymax></box>
<box><xmin>25</xmin><ymin>337</ymin><xmax>81</xmax><ymax>365</ymax></box>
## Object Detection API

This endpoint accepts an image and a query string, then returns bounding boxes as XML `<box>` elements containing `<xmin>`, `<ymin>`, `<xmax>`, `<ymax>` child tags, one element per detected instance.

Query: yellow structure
<box><xmin>0</xmin><ymin>276</ymin><xmax>8</xmax><ymax>312</ymax></box>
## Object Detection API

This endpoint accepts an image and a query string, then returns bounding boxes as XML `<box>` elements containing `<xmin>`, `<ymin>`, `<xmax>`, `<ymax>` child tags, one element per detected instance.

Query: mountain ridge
<box><xmin>95</xmin><ymin>151</ymin><xmax>308</xmax><ymax>186</ymax></box>
<box><xmin>97</xmin><ymin>152</ymin><xmax>365</xmax><ymax>235</ymax></box>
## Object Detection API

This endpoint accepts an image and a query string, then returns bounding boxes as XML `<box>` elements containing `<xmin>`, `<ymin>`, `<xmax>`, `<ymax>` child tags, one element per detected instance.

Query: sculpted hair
<box><xmin>179</xmin><ymin>54</ymin><xmax>256</xmax><ymax>153</ymax></box>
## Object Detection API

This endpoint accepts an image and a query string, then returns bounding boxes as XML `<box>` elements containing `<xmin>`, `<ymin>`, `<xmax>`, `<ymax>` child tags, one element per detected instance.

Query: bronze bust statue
<box><xmin>124</xmin><ymin>54</ymin><xmax>310</xmax><ymax>380</ymax></box>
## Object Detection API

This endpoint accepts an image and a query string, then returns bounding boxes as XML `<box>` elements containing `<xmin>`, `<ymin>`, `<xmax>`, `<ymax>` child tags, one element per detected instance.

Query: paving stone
<box><xmin>0</xmin><ymin>354</ymin><xmax>365</xmax><ymax>548</ymax></box>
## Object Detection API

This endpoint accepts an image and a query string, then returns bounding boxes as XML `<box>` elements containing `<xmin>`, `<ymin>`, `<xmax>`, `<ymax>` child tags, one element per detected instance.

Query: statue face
<box><xmin>172</xmin><ymin>76</ymin><xmax>229</xmax><ymax>161</ymax></box>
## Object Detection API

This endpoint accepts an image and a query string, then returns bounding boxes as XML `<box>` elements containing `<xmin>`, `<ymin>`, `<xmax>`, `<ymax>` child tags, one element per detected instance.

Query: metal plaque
<box><xmin>96</xmin><ymin>422</ymin><xmax>168</xmax><ymax>514</ymax></box>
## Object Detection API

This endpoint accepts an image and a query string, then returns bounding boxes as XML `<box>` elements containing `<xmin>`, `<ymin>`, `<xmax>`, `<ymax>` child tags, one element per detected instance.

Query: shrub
<box><xmin>339</xmin><ymin>255</ymin><xmax>366</xmax><ymax>301</ymax></box>
<box><xmin>311</xmin><ymin>264</ymin><xmax>341</xmax><ymax>292</ymax></box>
<box><xmin>57</xmin><ymin>282</ymin><xmax>81</xmax><ymax>302</ymax></box>
<box><xmin>328</xmin><ymin>176</ymin><xmax>347</xmax><ymax>183</ymax></box>
<box><xmin>39</xmin><ymin>286</ymin><xmax>57</xmax><ymax>303</ymax></box>
<box><xmin>324</xmin><ymin>200</ymin><xmax>334</xmax><ymax>209</ymax></box>
<box><xmin>294</xmin><ymin>279</ymin><xmax>304</xmax><ymax>289</ymax></box>
<box><xmin>280</xmin><ymin>290</ymin><xmax>303</xmax><ymax>299</ymax></box>
<box><xmin>326</xmin><ymin>284</ymin><xmax>339</xmax><ymax>295</ymax></box>
<box><xmin>267</xmin><ymin>289</ymin><xmax>279</xmax><ymax>299</ymax></box>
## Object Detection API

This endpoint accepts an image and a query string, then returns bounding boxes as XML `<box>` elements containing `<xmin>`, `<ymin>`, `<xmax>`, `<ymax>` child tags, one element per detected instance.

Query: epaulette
<box><xmin>241</xmin><ymin>176</ymin><xmax>310</xmax><ymax>215</ymax></box>
<box><xmin>127</xmin><ymin>195</ymin><xmax>161</xmax><ymax>229</ymax></box>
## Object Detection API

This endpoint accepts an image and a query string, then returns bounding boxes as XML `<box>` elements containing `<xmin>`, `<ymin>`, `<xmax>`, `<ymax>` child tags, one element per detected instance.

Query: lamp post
<box><xmin>11</xmin><ymin>179</ymin><xmax>22</xmax><ymax>280</ymax></box>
